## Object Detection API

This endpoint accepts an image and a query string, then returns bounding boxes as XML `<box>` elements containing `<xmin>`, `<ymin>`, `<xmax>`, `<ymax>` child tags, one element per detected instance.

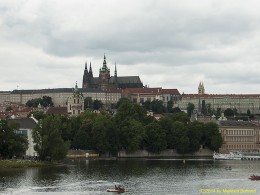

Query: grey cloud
<box><xmin>1</xmin><ymin>0</ymin><xmax>260</xmax><ymax>93</ymax></box>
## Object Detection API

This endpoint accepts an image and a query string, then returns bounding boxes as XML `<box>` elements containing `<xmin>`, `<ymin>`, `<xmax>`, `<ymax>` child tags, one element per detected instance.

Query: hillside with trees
<box><xmin>30</xmin><ymin>99</ymin><xmax>222</xmax><ymax>160</ymax></box>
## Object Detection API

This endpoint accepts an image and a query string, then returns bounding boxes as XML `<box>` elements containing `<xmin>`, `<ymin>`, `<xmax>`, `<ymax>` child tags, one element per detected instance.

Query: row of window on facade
<box><xmin>223</xmin><ymin>144</ymin><xmax>256</xmax><ymax>149</ymax></box>
<box><xmin>224</xmin><ymin>137</ymin><xmax>254</xmax><ymax>142</ymax></box>
<box><xmin>223</xmin><ymin>130</ymin><xmax>255</xmax><ymax>135</ymax></box>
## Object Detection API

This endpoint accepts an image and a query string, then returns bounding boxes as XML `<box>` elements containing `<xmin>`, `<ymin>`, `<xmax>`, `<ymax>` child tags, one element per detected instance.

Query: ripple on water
<box><xmin>1</xmin><ymin>159</ymin><xmax>260</xmax><ymax>195</ymax></box>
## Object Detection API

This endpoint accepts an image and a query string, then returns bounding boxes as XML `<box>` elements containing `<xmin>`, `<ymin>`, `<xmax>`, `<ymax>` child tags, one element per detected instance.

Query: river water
<box><xmin>0</xmin><ymin>159</ymin><xmax>260</xmax><ymax>195</ymax></box>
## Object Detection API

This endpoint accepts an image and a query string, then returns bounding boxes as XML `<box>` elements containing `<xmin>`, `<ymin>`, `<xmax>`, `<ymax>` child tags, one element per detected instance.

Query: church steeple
<box><xmin>84</xmin><ymin>61</ymin><xmax>88</xmax><ymax>74</ymax></box>
<box><xmin>89</xmin><ymin>62</ymin><xmax>93</xmax><ymax>78</ymax></box>
<box><xmin>102</xmin><ymin>54</ymin><xmax>108</xmax><ymax>71</ymax></box>
<box><xmin>114</xmin><ymin>62</ymin><xmax>117</xmax><ymax>77</ymax></box>
<box><xmin>198</xmin><ymin>81</ymin><xmax>205</xmax><ymax>95</ymax></box>
<box><xmin>74</xmin><ymin>81</ymin><xmax>79</xmax><ymax>95</ymax></box>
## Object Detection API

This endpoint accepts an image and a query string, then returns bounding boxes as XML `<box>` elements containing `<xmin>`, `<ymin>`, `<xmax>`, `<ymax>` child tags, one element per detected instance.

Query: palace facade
<box><xmin>218</xmin><ymin>120</ymin><xmax>260</xmax><ymax>153</ymax></box>
<box><xmin>0</xmin><ymin>88</ymin><xmax>121</xmax><ymax>109</ymax></box>
<box><xmin>177</xmin><ymin>82</ymin><xmax>260</xmax><ymax>114</ymax></box>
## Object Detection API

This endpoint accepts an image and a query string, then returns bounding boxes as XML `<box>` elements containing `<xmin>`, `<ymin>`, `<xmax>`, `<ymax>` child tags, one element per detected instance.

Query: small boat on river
<box><xmin>249</xmin><ymin>175</ymin><xmax>260</xmax><ymax>181</ymax></box>
<box><xmin>225</xmin><ymin>166</ymin><xmax>232</xmax><ymax>170</ymax></box>
<box><xmin>107</xmin><ymin>185</ymin><xmax>125</xmax><ymax>193</ymax></box>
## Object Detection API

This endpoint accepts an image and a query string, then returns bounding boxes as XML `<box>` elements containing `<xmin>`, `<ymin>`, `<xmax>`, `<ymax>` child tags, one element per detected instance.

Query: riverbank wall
<box><xmin>117</xmin><ymin>149</ymin><xmax>213</xmax><ymax>158</ymax></box>
<box><xmin>67</xmin><ymin>149</ymin><xmax>213</xmax><ymax>159</ymax></box>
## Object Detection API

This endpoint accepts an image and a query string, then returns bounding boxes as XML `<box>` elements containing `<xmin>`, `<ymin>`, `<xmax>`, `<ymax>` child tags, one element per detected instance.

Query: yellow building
<box><xmin>218</xmin><ymin>120</ymin><xmax>260</xmax><ymax>153</ymax></box>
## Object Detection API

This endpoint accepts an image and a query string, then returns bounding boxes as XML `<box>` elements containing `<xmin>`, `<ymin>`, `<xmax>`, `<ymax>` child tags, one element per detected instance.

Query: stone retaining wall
<box><xmin>118</xmin><ymin>149</ymin><xmax>213</xmax><ymax>158</ymax></box>
<box><xmin>67</xmin><ymin>149</ymin><xmax>213</xmax><ymax>158</ymax></box>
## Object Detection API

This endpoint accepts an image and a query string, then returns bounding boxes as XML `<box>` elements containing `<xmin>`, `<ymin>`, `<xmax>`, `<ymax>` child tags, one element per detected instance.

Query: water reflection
<box><xmin>1</xmin><ymin>159</ymin><xmax>260</xmax><ymax>194</ymax></box>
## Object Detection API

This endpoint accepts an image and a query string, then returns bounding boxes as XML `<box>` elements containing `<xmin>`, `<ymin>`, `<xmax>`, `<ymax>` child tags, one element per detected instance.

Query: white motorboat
<box><xmin>213</xmin><ymin>152</ymin><xmax>243</xmax><ymax>160</ymax></box>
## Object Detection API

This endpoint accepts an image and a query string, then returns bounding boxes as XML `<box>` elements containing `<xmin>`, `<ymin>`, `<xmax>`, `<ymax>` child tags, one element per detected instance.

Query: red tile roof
<box><xmin>183</xmin><ymin>94</ymin><xmax>260</xmax><ymax>98</ymax></box>
<box><xmin>122</xmin><ymin>88</ymin><xmax>181</xmax><ymax>95</ymax></box>
<box><xmin>122</xmin><ymin>88</ymin><xmax>162</xmax><ymax>94</ymax></box>
<box><xmin>161</xmin><ymin>89</ymin><xmax>180</xmax><ymax>95</ymax></box>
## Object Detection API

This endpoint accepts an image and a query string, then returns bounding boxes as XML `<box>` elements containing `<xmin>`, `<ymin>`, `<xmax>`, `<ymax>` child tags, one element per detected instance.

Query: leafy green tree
<box><xmin>167</xmin><ymin>100</ymin><xmax>174</xmax><ymax>113</ymax></box>
<box><xmin>176</xmin><ymin>136</ymin><xmax>190</xmax><ymax>154</ymax></box>
<box><xmin>91</xmin><ymin>114</ymin><xmax>110</xmax><ymax>153</ymax></box>
<box><xmin>115</xmin><ymin>99</ymin><xmax>146</xmax><ymax>124</ymax></box>
<box><xmin>165</xmin><ymin>112</ymin><xmax>190</xmax><ymax>124</ymax></box>
<box><xmin>171</xmin><ymin>121</ymin><xmax>189</xmax><ymax>154</ymax></box>
<box><xmin>26</xmin><ymin>98</ymin><xmax>41</xmax><ymax>107</ymax></box>
<box><xmin>159</xmin><ymin>116</ymin><xmax>174</xmax><ymax>149</ymax></box>
<box><xmin>93</xmin><ymin>99</ymin><xmax>103</xmax><ymax>110</ymax></box>
<box><xmin>172</xmin><ymin>107</ymin><xmax>181</xmax><ymax>113</ymax></box>
<box><xmin>142</xmin><ymin>100</ymin><xmax>151</xmax><ymax>111</ymax></box>
<box><xmin>224</xmin><ymin>108</ymin><xmax>234</xmax><ymax>117</ymax></box>
<box><xmin>26</xmin><ymin>96</ymin><xmax>53</xmax><ymax>108</ymax></box>
<box><xmin>216</xmin><ymin>108</ymin><xmax>222</xmax><ymax>118</ymax></box>
<box><xmin>204</xmin><ymin>122</ymin><xmax>222</xmax><ymax>151</ymax></box>
<box><xmin>84</xmin><ymin>97</ymin><xmax>93</xmax><ymax>110</ymax></box>
<box><xmin>206</xmin><ymin>103</ymin><xmax>212</xmax><ymax>114</ymax></box>
<box><xmin>32</xmin><ymin>115</ymin><xmax>69</xmax><ymax>160</ymax></box>
<box><xmin>73</xmin><ymin>130</ymin><xmax>90</xmax><ymax>150</ymax></box>
<box><xmin>0</xmin><ymin>120</ymin><xmax>28</xmax><ymax>159</ymax></box>
<box><xmin>144</xmin><ymin>122</ymin><xmax>167</xmax><ymax>153</ymax></box>
<box><xmin>67</xmin><ymin>116</ymin><xmax>81</xmax><ymax>149</ymax></box>
<box><xmin>73</xmin><ymin>118</ymin><xmax>93</xmax><ymax>150</ymax></box>
<box><xmin>210</xmin><ymin>135</ymin><xmax>223</xmax><ymax>151</ymax></box>
<box><xmin>247</xmin><ymin>109</ymin><xmax>251</xmax><ymax>116</ymax></box>
<box><xmin>115</xmin><ymin>98</ymin><xmax>131</xmax><ymax>109</ymax></box>
<box><xmin>187</xmin><ymin>102</ymin><xmax>195</xmax><ymax>117</ymax></box>
<box><xmin>106</xmin><ymin>119</ymin><xmax>120</xmax><ymax>156</ymax></box>
<box><xmin>187</xmin><ymin>121</ymin><xmax>203</xmax><ymax>153</ymax></box>
<box><xmin>151</xmin><ymin>100</ymin><xmax>165</xmax><ymax>114</ymax></box>
<box><xmin>173</xmin><ymin>112</ymin><xmax>190</xmax><ymax>123</ymax></box>
<box><xmin>42</xmin><ymin>96</ymin><xmax>54</xmax><ymax>107</ymax></box>
<box><xmin>201</xmin><ymin>100</ymin><xmax>207</xmax><ymax>115</ymax></box>
<box><xmin>118</xmin><ymin>119</ymin><xmax>144</xmax><ymax>152</ymax></box>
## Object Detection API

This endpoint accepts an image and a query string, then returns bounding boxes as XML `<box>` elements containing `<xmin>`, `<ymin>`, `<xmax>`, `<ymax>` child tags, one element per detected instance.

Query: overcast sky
<box><xmin>1</xmin><ymin>0</ymin><xmax>260</xmax><ymax>94</ymax></box>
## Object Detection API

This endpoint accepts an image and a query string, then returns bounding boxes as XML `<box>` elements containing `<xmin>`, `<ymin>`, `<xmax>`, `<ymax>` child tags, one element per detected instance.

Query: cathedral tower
<box><xmin>198</xmin><ymin>82</ymin><xmax>205</xmax><ymax>95</ymax></box>
<box><xmin>99</xmin><ymin>54</ymin><xmax>110</xmax><ymax>91</ymax></box>
<box><xmin>82</xmin><ymin>55</ymin><xmax>143</xmax><ymax>90</ymax></box>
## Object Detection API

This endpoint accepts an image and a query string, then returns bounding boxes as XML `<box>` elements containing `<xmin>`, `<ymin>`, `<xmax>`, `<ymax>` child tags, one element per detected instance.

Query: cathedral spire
<box><xmin>84</xmin><ymin>61</ymin><xmax>88</xmax><ymax>74</ymax></box>
<box><xmin>89</xmin><ymin>62</ymin><xmax>93</xmax><ymax>78</ymax></box>
<box><xmin>102</xmin><ymin>54</ymin><xmax>107</xmax><ymax>70</ymax></box>
<box><xmin>114</xmin><ymin>62</ymin><xmax>117</xmax><ymax>77</ymax></box>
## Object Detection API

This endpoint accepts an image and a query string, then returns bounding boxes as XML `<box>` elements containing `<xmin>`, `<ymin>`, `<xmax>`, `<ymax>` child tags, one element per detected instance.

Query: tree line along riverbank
<box><xmin>1</xmin><ymin>98</ymin><xmax>223</xmax><ymax>161</ymax></box>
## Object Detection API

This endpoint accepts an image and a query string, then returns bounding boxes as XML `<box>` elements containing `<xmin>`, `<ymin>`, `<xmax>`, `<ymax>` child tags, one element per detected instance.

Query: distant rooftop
<box><xmin>218</xmin><ymin>120</ymin><xmax>260</xmax><ymax>127</ymax></box>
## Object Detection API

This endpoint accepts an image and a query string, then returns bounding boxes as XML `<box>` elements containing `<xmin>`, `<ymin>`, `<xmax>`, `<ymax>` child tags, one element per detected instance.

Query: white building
<box><xmin>11</xmin><ymin>117</ymin><xmax>38</xmax><ymax>157</ymax></box>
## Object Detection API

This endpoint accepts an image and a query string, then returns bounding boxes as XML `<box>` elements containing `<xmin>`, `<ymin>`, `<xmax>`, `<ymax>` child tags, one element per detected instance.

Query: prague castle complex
<box><xmin>82</xmin><ymin>55</ymin><xmax>143</xmax><ymax>91</ymax></box>
<box><xmin>1</xmin><ymin>55</ymin><xmax>260</xmax><ymax>116</ymax></box>
<box><xmin>2</xmin><ymin>56</ymin><xmax>260</xmax><ymax>155</ymax></box>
